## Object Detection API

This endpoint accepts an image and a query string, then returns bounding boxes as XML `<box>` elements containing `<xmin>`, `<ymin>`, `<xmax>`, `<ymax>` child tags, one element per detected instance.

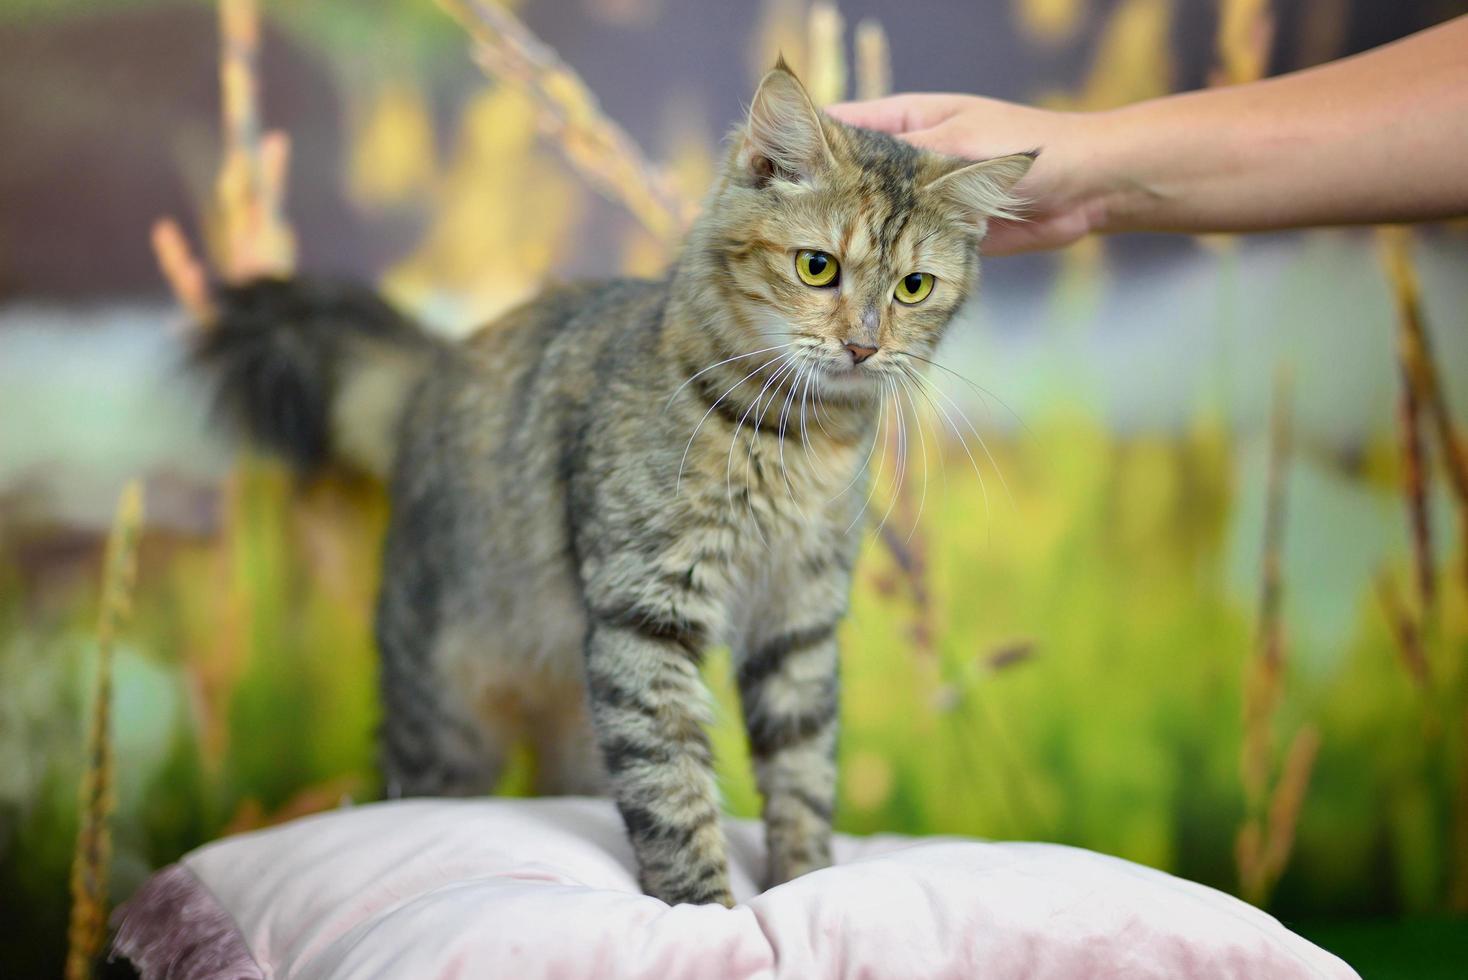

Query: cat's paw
<box><xmin>645</xmin><ymin>876</ymin><xmax>734</xmax><ymax>907</ymax></box>
<box><xmin>766</xmin><ymin>850</ymin><xmax>833</xmax><ymax>889</ymax></box>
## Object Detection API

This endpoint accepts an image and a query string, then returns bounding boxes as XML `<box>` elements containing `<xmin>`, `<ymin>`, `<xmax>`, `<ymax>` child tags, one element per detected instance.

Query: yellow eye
<box><xmin>795</xmin><ymin>249</ymin><xmax>839</xmax><ymax>287</ymax></box>
<box><xmin>894</xmin><ymin>272</ymin><xmax>934</xmax><ymax>305</ymax></box>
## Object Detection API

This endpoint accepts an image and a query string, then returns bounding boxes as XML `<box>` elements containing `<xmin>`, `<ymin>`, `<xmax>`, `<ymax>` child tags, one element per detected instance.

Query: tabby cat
<box><xmin>195</xmin><ymin>62</ymin><xmax>1032</xmax><ymax>906</ymax></box>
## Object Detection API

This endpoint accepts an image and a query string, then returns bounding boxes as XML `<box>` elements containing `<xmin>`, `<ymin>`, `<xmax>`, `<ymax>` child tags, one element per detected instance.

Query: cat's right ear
<box><xmin>736</xmin><ymin>57</ymin><xmax>834</xmax><ymax>187</ymax></box>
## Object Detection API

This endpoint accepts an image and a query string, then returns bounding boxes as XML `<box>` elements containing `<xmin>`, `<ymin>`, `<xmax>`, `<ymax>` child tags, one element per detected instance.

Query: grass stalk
<box><xmin>1375</xmin><ymin>572</ymin><xmax>1432</xmax><ymax>693</ymax></box>
<box><xmin>64</xmin><ymin>482</ymin><xmax>144</xmax><ymax>980</ymax></box>
<box><xmin>1379</xmin><ymin>227</ymin><xmax>1468</xmax><ymax>909</ymax></box>
<box><xmin>804</xmin><ymin>2</ymin><xmax>847</xmax><ymax>106</ymax></box>
<box><xmin>1236</xmin><ymin>368</ymin><xmax>1320</xmax><ymax>907</ymax></box>
<box><xmin>153</xmin><ymin>0</ymin><xmax>296</xmax><ymax>326</ymax></box>
<box><xmin>439</xmin><ymin>0</ymin><xmax>694</xmax><ymax>249</ymax></box>
<box><xmin>853</xmin><ymin>19</ymin><xmax>891</xmax><ymax>102</ymax></box>
<box><xmin>214</xmin><ymin>0</ymin><xmax>295</xmax><ymax>280</ymax></box>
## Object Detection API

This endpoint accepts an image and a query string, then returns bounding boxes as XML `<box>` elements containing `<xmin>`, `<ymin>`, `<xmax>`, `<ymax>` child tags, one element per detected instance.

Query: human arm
<box><xmin>828</xmin><ymin>16</ymin><xmax>1468</xmax><ymax>254</ymax></box>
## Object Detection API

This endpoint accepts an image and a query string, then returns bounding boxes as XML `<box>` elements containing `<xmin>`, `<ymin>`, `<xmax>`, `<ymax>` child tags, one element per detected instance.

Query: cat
<box><xmin>193</xmin><ymin>60</ymin><xmax>1032</xmax><ymax>906</ymax></box>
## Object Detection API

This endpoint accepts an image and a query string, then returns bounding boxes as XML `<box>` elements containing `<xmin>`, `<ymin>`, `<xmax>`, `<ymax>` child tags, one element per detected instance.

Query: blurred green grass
<box><xmin>1298</xmin><ymin>919</ymin><xmax>1468</xmax><ymax>980</ymax></box>
<box><xmin>4</xmin><ymin>412</ymin><xmax>1465</xmax><ymax>975</ymax></box>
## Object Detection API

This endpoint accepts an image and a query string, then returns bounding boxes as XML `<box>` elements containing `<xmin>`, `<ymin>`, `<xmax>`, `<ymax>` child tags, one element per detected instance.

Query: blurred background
<box><xmin>3</xmin><ymin>0</ymin><xmax>1468</xmax><ymax>976</ymax></box>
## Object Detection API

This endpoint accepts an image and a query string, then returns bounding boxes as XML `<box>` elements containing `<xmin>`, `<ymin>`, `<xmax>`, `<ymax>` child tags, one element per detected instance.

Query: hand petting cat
<box><xmin>830</xmin><ymin>14</ymin><xmax>1468</xmax><ymax>253</ymax></box>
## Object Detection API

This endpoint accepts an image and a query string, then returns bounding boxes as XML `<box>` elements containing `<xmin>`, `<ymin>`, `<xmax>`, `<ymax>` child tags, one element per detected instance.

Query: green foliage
<box><xmin>3</xmin><ymin>407</ymin><xmax>1466</xmax><ymax>972</ymax></box>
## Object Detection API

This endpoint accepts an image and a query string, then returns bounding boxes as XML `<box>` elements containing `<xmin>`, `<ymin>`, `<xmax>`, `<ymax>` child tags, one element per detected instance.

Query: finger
<box><xmin>978</xmin><ymin>220</ymin><xmax>1025</xmax><ymax>257</ymax></box>
<box><xmin>893</xmin><ymin>127</ymin><xmax>973</xmax><ymax>158</ymax></box>
<box><xmin>982</xmin><ymin>214</ymin><xmax>1084</xmax><ymax>256</ymax></box>
<box><xmin>825</xmin><ymin>94</ymin><xmax>960</xmax><ymax>134</ymax></box>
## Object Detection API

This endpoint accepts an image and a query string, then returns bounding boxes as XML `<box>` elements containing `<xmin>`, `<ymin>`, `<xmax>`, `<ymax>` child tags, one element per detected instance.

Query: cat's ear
<box><xmin>736</xmin><ymin>57</ymin><xmax>834</xmax><ymax>186</ymax></box>
<box><xmin>925</xmin><ymin>151</ymin><xmax>1038</xmax><ymax>230</ymax></box>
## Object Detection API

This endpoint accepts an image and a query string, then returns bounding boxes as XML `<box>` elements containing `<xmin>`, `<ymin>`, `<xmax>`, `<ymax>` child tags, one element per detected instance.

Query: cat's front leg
<box><xmin>583</xmin><ymin>612</ymin><xmax>732</xmax><ymax>906</ymax></box>
<box><xmin>737</xmin><ymin>617</ymin><xmax>840</xmax><ymax>888</ymax></box>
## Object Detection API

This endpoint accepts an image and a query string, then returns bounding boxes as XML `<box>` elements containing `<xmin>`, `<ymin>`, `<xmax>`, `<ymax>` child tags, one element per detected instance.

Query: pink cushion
<box><xmin>114</xmin><ymin>797</ymin><xmax>1357</xmax><ymax>979</ymax></box>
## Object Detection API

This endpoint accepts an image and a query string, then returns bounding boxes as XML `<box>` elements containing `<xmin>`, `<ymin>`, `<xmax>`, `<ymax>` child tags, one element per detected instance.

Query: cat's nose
<box><xmin>844</xmin><ymin>342</ymin><xmax>878</xmax><ymax>364</ymax></box>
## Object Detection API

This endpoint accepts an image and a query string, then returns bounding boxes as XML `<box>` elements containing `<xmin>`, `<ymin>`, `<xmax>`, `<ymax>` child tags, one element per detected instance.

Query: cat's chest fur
<box><xmin>676</xmin><ymin>419</ymin><xmax>869</xmax><ymax>644</ymax></box>
<box><xmin>733</xmin><ymin>424</ymin><xmax>864</xmax><ymax>532</ymax></box>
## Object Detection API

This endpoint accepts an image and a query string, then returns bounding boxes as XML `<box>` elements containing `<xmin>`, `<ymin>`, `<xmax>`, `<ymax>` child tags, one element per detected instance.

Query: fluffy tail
<box><xmin>192</xmin><ymin>276</ymin><xmax>440</xmax><ymax>478</ymax></box>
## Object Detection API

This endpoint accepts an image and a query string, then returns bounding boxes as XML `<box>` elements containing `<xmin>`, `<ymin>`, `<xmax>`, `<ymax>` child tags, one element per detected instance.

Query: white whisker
<box><xmin>774</xmin><ymin>355</ymin><xmax>808</xmax><ymax>516</ymax></box>
<box><xmin>728</xmin><ymin>353</ymin><xmax>800</xmax><ymax>543</ymax></box>
<box><xmin>901</xmin><ymin>361</ymin><xmax>990</xmax><ymax>524</ymax></box>
<box><xmin>911</xmin><ymin>366</ymin><xmax>1016</xmax><ymax>512</ymax></box>
<box><xmin>675</xmin><ymin>349</ymin><xmax>790</xmax><ymax>494</ymax></box>
<box><xmin>872</xmin><ymin>374</ymin><xmax>907</xmax><ymax>540</ymax></box>
<box><xmin>895</xmin><ymin>371</ymin><xmax>930</xmax><ymax>542</ymax></box>
<box><xmin>827</xmin><ymin>383</ymin><xmax>883</xmax><ymax>505</ymax></box>
<box><xmin>796</xmin><ymin>364</ymin><xmax>826</xmax><ymax>478</ymax></box>
<box><xmin>664</xmin><ymin>342</ymin><xmax>792</xmax><ymax>409</ymax></box>
<box><xmin>904</xmin><ymin>350</ymin><xmax>1030</xmax><ymax>437</ymax></box>
<box><xmin>847</xmin><ymin>377</ymin><xmax>892</xmax><ymax>534</ymax></box>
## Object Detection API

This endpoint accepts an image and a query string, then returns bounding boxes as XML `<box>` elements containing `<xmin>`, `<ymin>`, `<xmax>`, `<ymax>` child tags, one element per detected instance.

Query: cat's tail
<box><xmin>191</xmin><ymin>276</ymin><xmax>443</xmax><ymax>479</ymax></box>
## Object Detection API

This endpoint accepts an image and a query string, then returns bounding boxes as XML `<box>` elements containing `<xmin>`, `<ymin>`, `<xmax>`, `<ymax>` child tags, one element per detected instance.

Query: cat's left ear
<box><xmin>736</xmin><ymin>57</ymin><xmax>834</xmax><ymax>186</ymax></box>
<box><xmin>925</xmin><ymin>151</ymin><xmax>1038</xmax><ymax>231</ymax></box>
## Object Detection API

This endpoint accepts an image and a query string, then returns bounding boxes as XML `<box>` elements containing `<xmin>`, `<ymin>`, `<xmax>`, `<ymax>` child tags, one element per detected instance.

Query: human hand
<box><xmin>827</xmin><ymin>94</ymin><xmax>1113</xmax><ymax>255</ymax></box>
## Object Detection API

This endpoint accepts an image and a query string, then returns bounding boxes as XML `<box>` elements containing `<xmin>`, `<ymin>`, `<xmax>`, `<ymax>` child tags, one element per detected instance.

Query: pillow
<box><xmin>112</xmin><ymin>797</ymin><xmax>1357</xmax><ymax>979</ymax></box>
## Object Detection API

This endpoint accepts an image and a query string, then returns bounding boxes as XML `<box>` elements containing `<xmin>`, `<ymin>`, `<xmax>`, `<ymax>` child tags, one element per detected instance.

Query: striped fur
<box><xmin>193</xmin><ymin>65</ymin><xmax>1030</xmax><ymax>906</ymax></box>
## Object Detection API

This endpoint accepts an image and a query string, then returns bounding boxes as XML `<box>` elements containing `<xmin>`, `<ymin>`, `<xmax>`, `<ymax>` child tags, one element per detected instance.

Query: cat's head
<box><xmin>691</xmin><ymin>59</ymin><xmax>1033</xmax><ymax>399</ymax></box>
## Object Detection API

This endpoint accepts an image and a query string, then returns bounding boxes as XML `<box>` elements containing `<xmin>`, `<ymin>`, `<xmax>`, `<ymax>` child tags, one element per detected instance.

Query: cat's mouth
<box><xmin>826</xmin><ymin>358</ymin><xmax>876</xmax><ymax>377</ymax></box>
<box><xmin>811</xmin><ymin>349</ymin><xmax>887</xmax><ymax>397</ymax></box>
